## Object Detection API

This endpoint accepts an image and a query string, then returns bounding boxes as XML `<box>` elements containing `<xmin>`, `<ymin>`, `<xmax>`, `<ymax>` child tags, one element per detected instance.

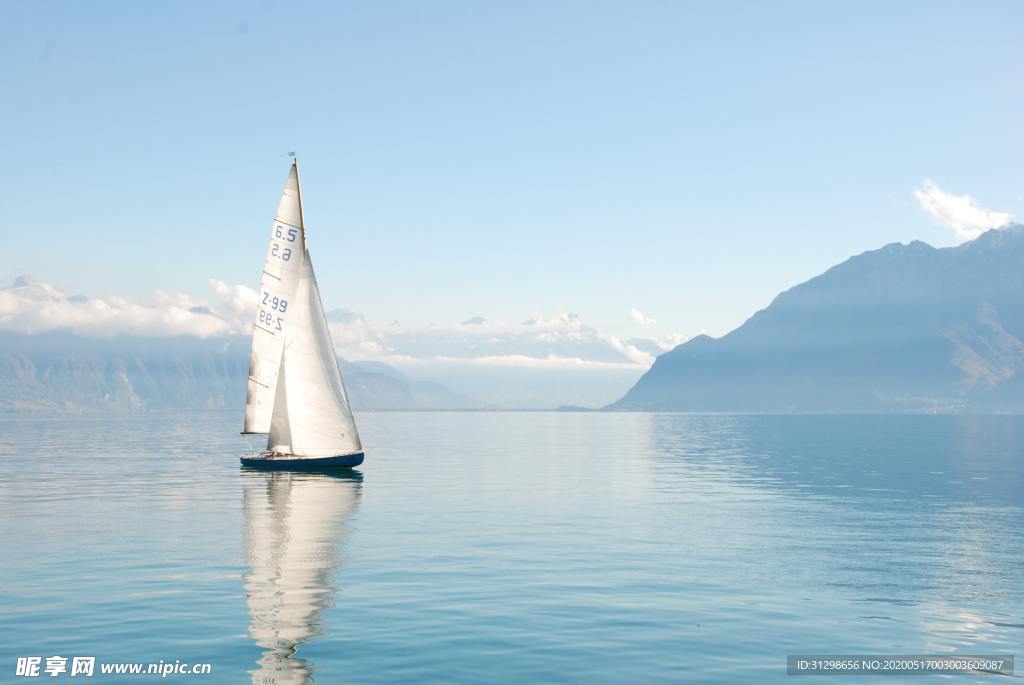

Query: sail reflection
<box><xmin>243</xmin><ymin>469</ymin><xmax>362</xmax><ymax>685</ymax></box>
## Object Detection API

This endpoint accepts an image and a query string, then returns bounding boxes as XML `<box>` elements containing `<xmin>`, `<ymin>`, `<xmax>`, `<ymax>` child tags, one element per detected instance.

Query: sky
<box><xmin>1</xmin><ymin>0</ymin><xmax>1021</xmax><ymax>345</ymax></box>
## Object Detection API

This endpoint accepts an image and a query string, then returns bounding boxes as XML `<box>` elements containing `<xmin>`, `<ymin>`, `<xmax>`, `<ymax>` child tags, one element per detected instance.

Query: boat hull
<box><xmin>240</xmin><ymin>452</ymin><xmax>364</xmax><ymax>470</ymax></box>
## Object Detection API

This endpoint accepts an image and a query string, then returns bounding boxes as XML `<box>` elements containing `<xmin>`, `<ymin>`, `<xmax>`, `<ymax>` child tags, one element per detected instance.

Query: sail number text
<box><xmin>275</xmin><ymin>224</ymin><xmax>298</xmax><ymax>242</ymax></box>
<box><xmin>258</xmin><ymin>291</ymin><xmax>288</xmax><ymax>332</ymax></box>
<box><xmin>261</xmin><ymin>292</ymin><xmax>289</xmax><ymax>313</ymax></box>
<box><xmin>271</xmin><ymin>243</ymin><xmax>292</xmax><ymax>261</ymax></box>
<box><xmin>270</xmin><ymin>224</ymin><xmax>298</xmax><ymax>262</ymax></box>
<box><xmin>258</xmin><ymin>309</ymin><xmax>284</xmax><ymax>331</ymax></box>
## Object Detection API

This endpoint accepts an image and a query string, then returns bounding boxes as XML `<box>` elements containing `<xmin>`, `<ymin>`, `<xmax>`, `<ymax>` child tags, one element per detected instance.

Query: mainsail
<box><xmin>243</xmin><ymin>163</ymin><xmax>305</xmax><ymax>434</ymax></box>
<box><xmin>267</xmin><ymin>250</ymin><xmax>362</xmax><ymax>457</ymax></box>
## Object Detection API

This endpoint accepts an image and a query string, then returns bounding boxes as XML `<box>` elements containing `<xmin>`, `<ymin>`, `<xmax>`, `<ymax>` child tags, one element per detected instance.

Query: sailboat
<box><xmin>240</xmin><ymin>160</ymin><xmax>364</xmax><ymax>469</ymax></box>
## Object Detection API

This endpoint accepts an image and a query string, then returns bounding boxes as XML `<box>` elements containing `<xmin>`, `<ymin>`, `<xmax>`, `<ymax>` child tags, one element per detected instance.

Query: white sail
<box><xmin>267</xmin><ymin>250</ymin><xmax>362</xmax><ymax>458</ymax></box>
<box><xmin>243</xmin><ymin>471</ymin><xmax>361</xmax><ymax>684</ymax></box>
<box><xmin>244</xmin><ymin>163</ymin><xmax>306</xmax><ymax>434</ymax></box>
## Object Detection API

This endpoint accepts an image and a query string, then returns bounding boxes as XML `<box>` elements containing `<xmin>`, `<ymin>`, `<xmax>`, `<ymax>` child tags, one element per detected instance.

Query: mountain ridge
<box><xmin>611</xmin><ymin>225</ymin><xmax>1024</xmax><ymax>412</ymax></box>
<box><xmin>0</xmin><ymin>331</ymin><xmax>480</xmax><ymax>413</ymax></box>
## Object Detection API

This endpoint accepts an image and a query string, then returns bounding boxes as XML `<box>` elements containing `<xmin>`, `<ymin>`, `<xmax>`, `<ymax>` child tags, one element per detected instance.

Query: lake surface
<box><xmin>1</xmin><ymin>412</ymin><xmax>1021</xmax><ymax>683</ymax></box>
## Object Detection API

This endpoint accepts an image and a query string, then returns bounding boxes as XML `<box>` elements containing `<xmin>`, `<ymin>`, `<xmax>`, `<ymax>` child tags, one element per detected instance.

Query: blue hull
<box><xmin>240</xmin><ymin>452</ymin><xmax>364</xmax><ymax>470</ymax></box>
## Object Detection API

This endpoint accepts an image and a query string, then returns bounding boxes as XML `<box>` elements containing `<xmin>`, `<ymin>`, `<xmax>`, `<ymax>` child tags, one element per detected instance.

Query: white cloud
<box><xmin>209</xmin><ymin>279</ymin><xmax>258</xmax><ymax>318</ymax></box>
<box><xmin>630</xmin><ymin>307</ymin><xmax>657</xmax><ymax>328</ymax></box>
<box><xmin>914</xmin><ymin>180</ymin><xmax>1014</xmax><ymax>241</ymax></box>
<box><xmin>655</xmin><ymin>332</ymin><xmax>691</xmax><ymax>350</ymax></box>
<box><xmin>391</xmin><ymin>353</ymin><xmax>645</xmax><ymax>370</ymax></box>
<box><xmin>607</xmin><ymin>335</ymin><xmax>655</xmax><ymax>366</ymax></box>
<box><xmin>0</xmin><ymin>276</ymin><xmax>692</xmax><ymax>372</ymax></box>
<box><xmin>0</xmin><ymin>276</ymin><xmax>252</xmax><ymax>338</ymax></box>
<box><xmin>325</xmin><ymin>309</ymin><xmax>659</xmax><ymax>370</ymax></box>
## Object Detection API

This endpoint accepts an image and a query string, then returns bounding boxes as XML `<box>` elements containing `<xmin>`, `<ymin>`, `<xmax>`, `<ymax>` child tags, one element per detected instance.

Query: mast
<box><xmin>293</xmin><ymin>158</ymin><xmax>306</xmax><ymax>247</ymax></box>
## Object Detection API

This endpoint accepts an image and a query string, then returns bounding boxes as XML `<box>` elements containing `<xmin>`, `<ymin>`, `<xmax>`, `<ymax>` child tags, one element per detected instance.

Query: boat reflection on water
<box><xmin>242</xmin><ymin>468</ymin><xmax>363</xmax><ymax>685</ymax></box>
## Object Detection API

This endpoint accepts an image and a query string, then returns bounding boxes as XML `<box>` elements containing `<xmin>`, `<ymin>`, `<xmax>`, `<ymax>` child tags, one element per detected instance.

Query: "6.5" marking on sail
<box><xmin>274</xmin><ymin>224</ymin><xmax>298</xmax><ymax>242</ymax></box>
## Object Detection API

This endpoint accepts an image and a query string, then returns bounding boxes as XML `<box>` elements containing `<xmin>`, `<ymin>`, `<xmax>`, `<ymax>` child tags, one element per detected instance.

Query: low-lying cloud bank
<box><xmin>327</xmin><ymin>311</ymin><xmax>681</xmax><ymax>371</ymax></box>
<box><xmin>0</xmin><ymin>276</ymin><xmax>689</xmax><ymax>375</ymax></box>
<box><xmin>0</xmin><ymin>276</ymin><xmax>249</xmax><ymax>338</ymax></box>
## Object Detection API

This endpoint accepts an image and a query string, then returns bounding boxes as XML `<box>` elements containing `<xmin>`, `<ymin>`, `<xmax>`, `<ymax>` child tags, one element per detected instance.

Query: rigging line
<box><xmin>272</xmin><ymin>217</ymin><xmax>302</xmax><ymax>230</ymax></box>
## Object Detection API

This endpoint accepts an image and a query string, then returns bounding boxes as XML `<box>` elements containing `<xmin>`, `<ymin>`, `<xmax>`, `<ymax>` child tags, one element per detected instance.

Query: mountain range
<box><xmin>611</xmin><ymin>225</ymin><xmax>1024</xmax><ymax>412</ymax></box>
<box><xmin>0</xmin><ymin>331</ymin><xmax>479</xmax><ymax>413</ymax></box>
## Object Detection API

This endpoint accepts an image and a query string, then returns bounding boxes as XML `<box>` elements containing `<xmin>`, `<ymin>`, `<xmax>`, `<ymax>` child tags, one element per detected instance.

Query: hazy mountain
<box><xmin>0</xmin><ymin>331</ymin><xmax>480</xmax><ymax>413</ymax></box>
<box><xmin>337</xmin><ymin>358</ymin><xmax>481</xmax><ymax>410</ymax></box>
<box><xmin>612</xmin><ymin>225</ymin><xmax>1024</xmax><ymax>413</ymax></box>
<box><xmin>624</xmin><ymin>337</ymin><xmax>670</xmax><ymax>358</ymax></box>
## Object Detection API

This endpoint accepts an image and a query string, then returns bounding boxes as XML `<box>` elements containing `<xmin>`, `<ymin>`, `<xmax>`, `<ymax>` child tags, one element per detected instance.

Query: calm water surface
<box><xmin>0</xmin><ymin>412</ymin><xmax>1021</xmax><ymax>683</ymax></box>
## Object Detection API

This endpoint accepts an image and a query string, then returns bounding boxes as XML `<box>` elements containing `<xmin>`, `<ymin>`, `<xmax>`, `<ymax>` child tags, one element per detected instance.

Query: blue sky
<box><xmin>1</xmin><ymin>0</ymin><xmax>1021</xmax><ymax>340</ymax></box>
